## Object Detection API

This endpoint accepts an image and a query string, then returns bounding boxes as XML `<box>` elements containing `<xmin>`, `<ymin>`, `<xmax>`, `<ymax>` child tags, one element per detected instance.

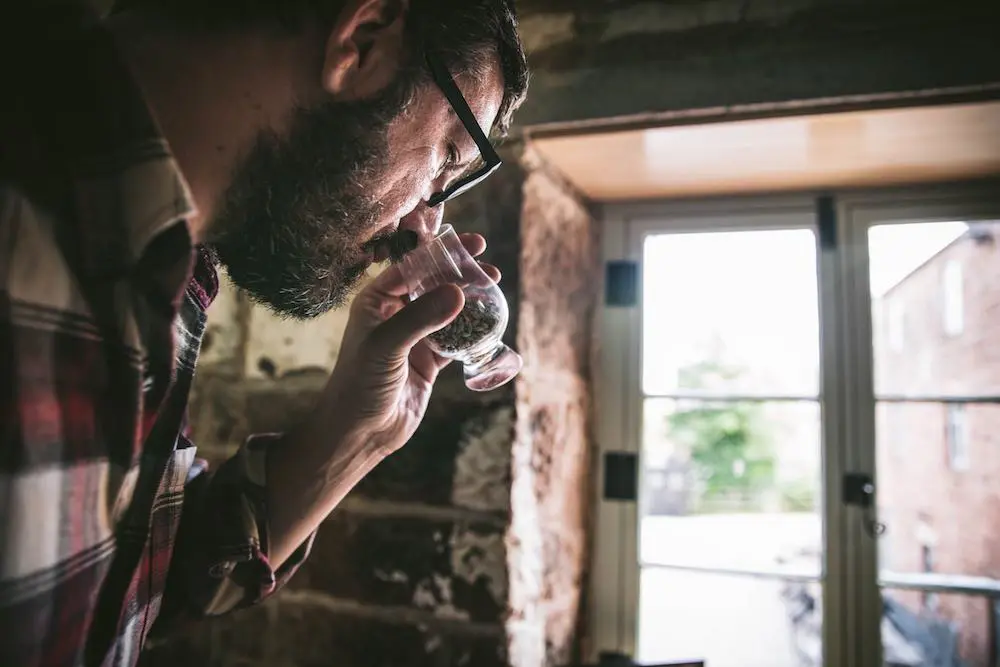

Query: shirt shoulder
<box><xmin>0</xmin><ymin>186</ymin><xmax>99</xmax><ymax>331</ymax></box>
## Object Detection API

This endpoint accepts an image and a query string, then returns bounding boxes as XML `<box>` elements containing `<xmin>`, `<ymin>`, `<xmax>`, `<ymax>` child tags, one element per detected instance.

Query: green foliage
<box><xmin>779</xmin><ymin>478</ymin><xmax>818</xmax><ymax>512</ymax></box>
<box><xmin>668</xmin><ymin>359</ymin><xmax>775</xmax><ymax>512</ymax></box>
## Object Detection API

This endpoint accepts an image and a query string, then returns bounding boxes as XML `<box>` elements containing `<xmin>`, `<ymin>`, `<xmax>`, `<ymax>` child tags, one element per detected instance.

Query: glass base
<box><xmin>464</xmin><ymin>344</ymin><xmax>523</xmax><ymax>392</ymax></box>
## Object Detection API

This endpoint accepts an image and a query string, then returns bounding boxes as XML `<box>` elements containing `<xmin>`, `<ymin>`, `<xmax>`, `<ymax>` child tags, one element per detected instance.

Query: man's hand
<box><xmin>311</xmin><ymin>231</ymin><xmax>500</xmax><ymax>454</ymax></box>
<box><xmin>266</xmin><ymin>232</ymin><xmax>500</xmax><ymax>568</ymax></box>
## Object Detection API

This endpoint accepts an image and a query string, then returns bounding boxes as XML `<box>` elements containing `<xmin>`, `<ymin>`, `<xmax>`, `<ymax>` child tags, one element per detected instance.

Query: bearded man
<box><xmin>0</xmin><ymin>1</ymin><xmax>528</xmax><ymax>664</ymax></box>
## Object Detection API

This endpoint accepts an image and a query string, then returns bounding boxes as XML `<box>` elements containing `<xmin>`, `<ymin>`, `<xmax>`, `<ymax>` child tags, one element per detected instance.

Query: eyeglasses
<box><xmin>424</xmin><ymin>52</ymin><xmax>503</xmax><ymax>207</ymax></box>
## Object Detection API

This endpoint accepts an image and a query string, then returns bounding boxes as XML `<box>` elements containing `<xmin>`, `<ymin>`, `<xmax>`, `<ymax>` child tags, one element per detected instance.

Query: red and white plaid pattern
<box><xmin>0</xmin><ymin>7</ymin><xmax>313</xmax><ymax>666</ymax></box>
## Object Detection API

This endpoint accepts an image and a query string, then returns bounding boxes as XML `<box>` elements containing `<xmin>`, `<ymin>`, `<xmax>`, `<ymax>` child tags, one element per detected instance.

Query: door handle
<box><xmin>843</xmin><ymin>472</ymin><xmax>887</xmax><ymax>538</ymax></box>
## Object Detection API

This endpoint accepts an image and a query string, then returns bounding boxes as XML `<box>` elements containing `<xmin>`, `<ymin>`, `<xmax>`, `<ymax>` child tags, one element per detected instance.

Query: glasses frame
<box><xmin>424</xmin><ymin>52</ymin><xmax>503</xmax><ymax>207</ymax></box>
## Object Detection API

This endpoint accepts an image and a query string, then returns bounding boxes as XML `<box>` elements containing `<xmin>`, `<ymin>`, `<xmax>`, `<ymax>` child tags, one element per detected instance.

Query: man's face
<box><xmin>208</xmin><ymin>56</ymin><xmax>504</xmax><ymax>320</ymax></box>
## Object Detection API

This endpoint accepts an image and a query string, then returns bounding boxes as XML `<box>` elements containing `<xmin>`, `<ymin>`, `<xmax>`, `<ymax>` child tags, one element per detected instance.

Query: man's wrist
<box><xmin>264</xmin><ymin>413</ymin><xmax>389</xmax><ymax>569</ymax></box>
<box><xmin>290</xmin><ymin>401</ymin><xmax>394</xmax><ymax>462</ymax></box>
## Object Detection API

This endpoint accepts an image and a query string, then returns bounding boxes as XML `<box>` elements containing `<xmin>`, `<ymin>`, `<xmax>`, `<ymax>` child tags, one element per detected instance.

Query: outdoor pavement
<box><xmin>636</xmin><ymin>513</ymin><xmax>821</xmax><ymax>667</ymax></box>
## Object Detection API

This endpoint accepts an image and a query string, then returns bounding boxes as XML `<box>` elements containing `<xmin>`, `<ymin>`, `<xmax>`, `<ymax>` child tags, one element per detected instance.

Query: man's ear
<box><xmin>323</xmin><ymin>0</ymin><xmax>409</xmax><ymax>100</ymax></box>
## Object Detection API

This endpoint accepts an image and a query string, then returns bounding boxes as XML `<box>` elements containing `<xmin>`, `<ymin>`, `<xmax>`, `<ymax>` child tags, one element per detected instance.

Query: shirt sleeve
<box><xmin>157</xmin><ymin>433</ymin><xmax>316</xmax><ymax>621</ymax></box>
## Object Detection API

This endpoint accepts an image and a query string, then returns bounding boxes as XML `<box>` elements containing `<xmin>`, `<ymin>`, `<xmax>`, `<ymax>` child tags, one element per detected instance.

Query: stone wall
<box><xmin>139</xmin><ymin>145</ymin><xmax>600</xmax><ymax>667</ymax></box>
<box><xmin>88</xmin><ymin>0</ymin><xmax>1000</xmax><ymax>130</ymax></box>
<box><xmin>514</xmin><ymin>0</ymin><xmax>1000</xmax><ymax>128</ymax></box>
<box><xmin>508</xmin><ymin>146</ymin><xmax>599</xmax><ymax>667</ymax></box>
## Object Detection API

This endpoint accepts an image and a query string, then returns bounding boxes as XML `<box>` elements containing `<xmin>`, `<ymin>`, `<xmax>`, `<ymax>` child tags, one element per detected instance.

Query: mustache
<box><xmin>363</xmin><ymin>228</ymin><xmax>420</xmax><ymax>263</ymax></box>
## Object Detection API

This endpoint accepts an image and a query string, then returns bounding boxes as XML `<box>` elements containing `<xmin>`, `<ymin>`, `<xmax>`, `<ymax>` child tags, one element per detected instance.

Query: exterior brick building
<box><xmin>875</xmin><ymin>221</ymin><xmax>1000</xmax><ymax>666</ymax></box>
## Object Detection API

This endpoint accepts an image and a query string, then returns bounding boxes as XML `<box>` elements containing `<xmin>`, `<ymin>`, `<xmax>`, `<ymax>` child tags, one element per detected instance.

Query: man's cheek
<box><xmin>383</xmin><ymin>187</ymin><xmax>422</xmax><ymax>229</ymax></box>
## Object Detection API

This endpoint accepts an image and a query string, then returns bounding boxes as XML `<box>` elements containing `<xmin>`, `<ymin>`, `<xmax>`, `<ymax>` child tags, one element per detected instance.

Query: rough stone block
<box><xmin>140</xmin><ymin>598</ymin><xmax>506</xmax><ymax>667</ymax></box>
<box><xmin>270</xmin><ymin>602</ymin><xmax>506</xmax><ymax>667</ymax></box>
<box><xmin>200</xmin><ymin>276</ymin><xmax>245</xmax><ymax>371</ymax></box>
<box><xmin>451</xmin><ymin>404</ymin><xmax>516</xmax><ymax>512</ymax></box>
<box><xmin>355</xmin><ymin>369</ymin><xmax>514</xmax><ymax>507</ymax></box>
<box><xmin>698</xmin><ymin>0</ymin><xmax>749</xmax><ymax>26</ymax></box>
<box><xmin>240</xmin><ymin>268</ymin><xmax>379</xmax><ymax>381</ymax></box>
<box><xmin>187</xmin><ymin>374</ymin><xmax>250</xmax><ymax>454</ymax></box>
<box><xmin>518</xmin><ymin>150</ymin><xmax>599</xmax><ymax>374</ymax></box>
<box><xmin>242</xmin><ymin>373</ymin><xmax>326</xmax><ymax>434</ymax></box>
<box><xmin>190</xmin><ymin>369</ymin><xmax>515</xmax><ymax>508</ymax></box>
<box><xmin>140</xmin><ymin>601</ymin><xmax>274</xmax><ymax>667</ymax></box>
<box><xmin>242</xmin><ymin>305</ymin><xmax>347</xmax><ymax>379</ymax></box>
<box><xmin>517</xmin><ymin>0</ymin><xmax>1000</xmax><ymax>127</ymax></box>
<box><xmin>506</xmin><ymin>148</ymin><xmax>598</xmax><ymax>667</ymax></box>
<box><xmin>519</xmin><ymin>12</ymin><xmax>576</xmax><ymax>53</ymax></box>
<box><xmin>187</xmin><ymin>373</ymin><xmax>326</xmax><ymax>456</ymax></box>
<box><xmin>139</xmin><ymin>634</ymin><xmax>212</xmax><ymax>667</ymax></box>
<box><xmin>603</xmin><ymin>1</ymin><xmax>702</xmax><ymax>39</ymax></box>
<box><xmin>205</xmin><ymin>603</ymin><xmax>276</xmax><ymax>666</ymax></box>
<box><xmin>290</xmin><ymin>513</ymin><xmax>507</xmax><ymax>624</ymax></box>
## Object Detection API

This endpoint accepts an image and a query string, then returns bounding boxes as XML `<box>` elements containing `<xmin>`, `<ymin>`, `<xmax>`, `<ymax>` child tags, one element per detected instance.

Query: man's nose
<box><xmin>398</xmin><ymin>202</ymin><xmax>444</xmax><ymax>245</ymax></box>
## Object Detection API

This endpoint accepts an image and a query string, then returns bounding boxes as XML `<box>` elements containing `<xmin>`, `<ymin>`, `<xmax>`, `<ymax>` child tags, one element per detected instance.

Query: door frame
<box><xmin>588</xmin><ymin>180</ymin><xmax>1000</xmax><ymax>666</ymax></box>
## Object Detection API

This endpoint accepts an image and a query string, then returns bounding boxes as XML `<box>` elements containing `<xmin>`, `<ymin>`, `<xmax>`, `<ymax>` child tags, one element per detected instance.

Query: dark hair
<box><xmin>109</xmin><ymin>0</ymin><xmax>529</xmax><ymax>135</ymax></box>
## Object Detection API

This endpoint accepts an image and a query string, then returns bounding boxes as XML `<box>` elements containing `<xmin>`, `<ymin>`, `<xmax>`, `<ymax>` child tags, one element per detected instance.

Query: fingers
<box><xmin>365</xmin><ymin>260</ymin><xmax>498</xmax><ymax>303</ymax></box>
<box><xmin>407</xmin><ymin>339</ymin><xmax>451</xmax><ymax>386</ymax></box>
<box><xmin>367</xmin><ymin>284</ymin><xmax>464</xmax><ymax>358</ymax></box>
<box><xmin>367</xmin><ymin>263</ymin><xmax>410</xmax><ymax>298</ymax></box>
<box><xmin>365</xmin><ymin>232</ymin><xmax>494</xmax><ymax>298</ymax></box>
<box><xmin>460</xmin><ymin>233</ymin><xmax>486</xmax><ymax>257</ymax></box>
<box><xmin>481</xmin><ymin>263</ymin><xmax>501</xmax><ymax>283</ymax></box>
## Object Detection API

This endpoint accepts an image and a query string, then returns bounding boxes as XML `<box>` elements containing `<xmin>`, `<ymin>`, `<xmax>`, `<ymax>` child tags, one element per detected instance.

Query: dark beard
<box><xmin>207</xmin><ymin>73</ymin><xmax>417</xmax><ymax>320</ymax></box>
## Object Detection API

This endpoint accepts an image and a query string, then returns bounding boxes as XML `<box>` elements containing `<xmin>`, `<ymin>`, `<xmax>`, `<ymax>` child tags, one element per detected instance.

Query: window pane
<box><xmin>642</xmin><ymin>229</ymin><xmax>819</xmax><ymax>397</ymax></box>
<box><xmin>637</xmin><ymin>567</ymin><xmax>819</xmax><ymax>667</ymax></box>
<box><xmin>872</xmin><ymin>218</ymin><xmax>1000</xmax><ymax>667</ymax></box>
<box><xmin>870</xmin><ymin>220</ymin><xmax>1000</xmax><ymax>397</ymax></box>
<box><xmin>882</xmin><ymin>589</ymin><xmax>985</xmax><ymax>667</ymax></box>
<box><xmin>877</xmin><ymin>402</ymin><xmax>1000</xmax><ymax>578</ymax></box>
<box><xmin>641</xmin><ymin>398</ymin><xmax>822</xmax><ymax>574</ymax></box>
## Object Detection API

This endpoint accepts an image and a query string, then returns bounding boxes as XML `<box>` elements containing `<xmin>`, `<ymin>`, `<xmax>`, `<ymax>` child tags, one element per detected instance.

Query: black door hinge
<box><xmin>605</xmin><ymin>261</ymin><xmax>638</xmax><ymax>307</ymax></box>
<box><xmin>603</xmin><ymin>451</ymin><xmax>638</xmax><ymax>501</ymax></box>
<box><xmin>818</xmin><ymin>195</ymin><xmax>837</xmax><ymax>251</ymax></box>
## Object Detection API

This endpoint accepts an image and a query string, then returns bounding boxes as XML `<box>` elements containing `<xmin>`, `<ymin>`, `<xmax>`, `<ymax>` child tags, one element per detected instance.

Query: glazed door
<box><xmin>591</xmin><ymin>184</ymin><xmax>1000</xmax><ymax>667</ymax></box>
<box><xmin>844</xmin><ymin>187</ymin><xmax>1000</xmax><ymax>667</ymax></box>
<box><xmin>592</xmin><ymin>199</ymin><xmax>847</xmax><ymax>667</ymax></box>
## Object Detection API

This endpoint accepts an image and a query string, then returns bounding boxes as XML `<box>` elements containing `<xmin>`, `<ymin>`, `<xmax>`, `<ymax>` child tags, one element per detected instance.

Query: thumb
<box><xmin>367</xmin><ymin>284</ymin><xmax>464</xmax><ymax>358</ymax></box>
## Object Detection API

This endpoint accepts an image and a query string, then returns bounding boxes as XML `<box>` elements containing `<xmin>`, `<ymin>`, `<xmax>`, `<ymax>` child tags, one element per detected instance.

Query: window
<box><xmin>942</xmin><ymin>260</ymin><xmax>964</xmax><ymax>336</ymax></box>
<box><xmin>945</xmin><ymin>403</ymin><xmax>969</xmax><ymax>470</ymax></box>
<box><xmin>887</xmin><ymin>302</ymin><xmax>905</xmax><ymax>352</ymax></box>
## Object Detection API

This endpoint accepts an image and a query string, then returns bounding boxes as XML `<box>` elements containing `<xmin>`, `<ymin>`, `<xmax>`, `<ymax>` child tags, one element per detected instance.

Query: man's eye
<box><xmin>445</xmin><ymin>144</ymin><xmax>459</xmax><ymax>169</ymax></box>
<box><xmin>436</xmin><ymin>144</ymin><xmax>457</xmax><ymax>180</ymax></box>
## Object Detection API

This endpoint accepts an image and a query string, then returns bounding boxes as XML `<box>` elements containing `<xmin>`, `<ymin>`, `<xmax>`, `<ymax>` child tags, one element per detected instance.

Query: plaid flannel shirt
<box><xmin>0</xmin><ymin>8</ymin><xmax>314</xmax><ymax>666</ymax></box>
